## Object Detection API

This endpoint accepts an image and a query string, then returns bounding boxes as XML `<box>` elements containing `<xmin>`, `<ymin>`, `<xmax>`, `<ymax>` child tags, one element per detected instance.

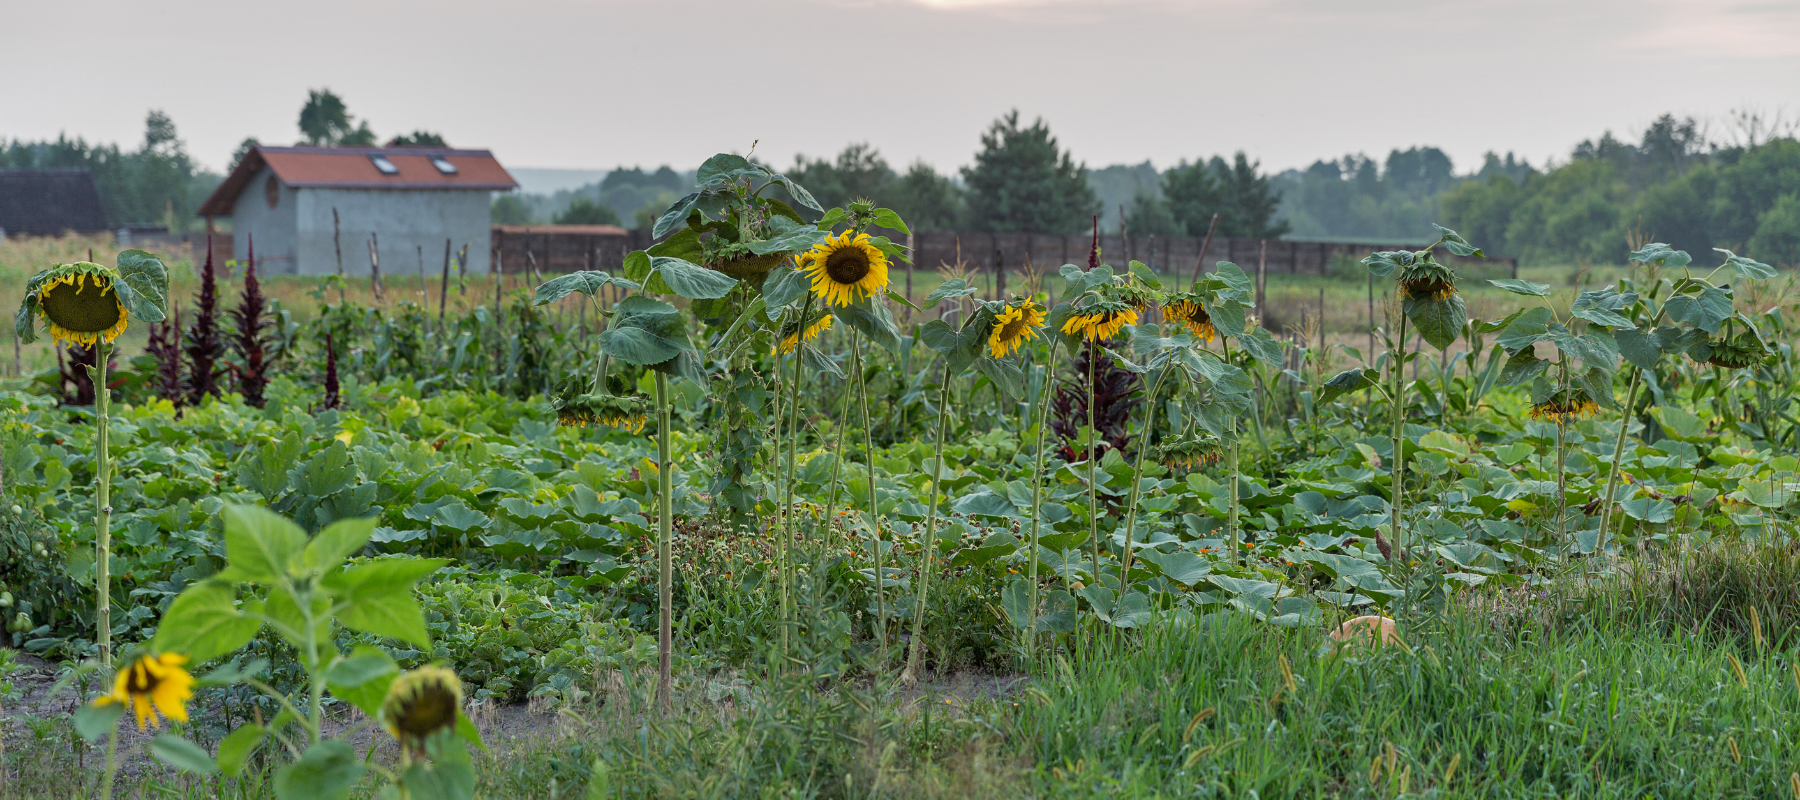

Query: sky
<box><xmin>3</xmin><ymin>0</ymin><xmax>1797</xmax><ymax>179</ymax></box>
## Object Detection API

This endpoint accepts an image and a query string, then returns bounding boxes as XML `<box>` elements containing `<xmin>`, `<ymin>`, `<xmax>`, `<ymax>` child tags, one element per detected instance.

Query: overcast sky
<box><xmin>3</xmin><ymin>0</ymin><xmax>1796</xmax><ymax>178</ymax></box>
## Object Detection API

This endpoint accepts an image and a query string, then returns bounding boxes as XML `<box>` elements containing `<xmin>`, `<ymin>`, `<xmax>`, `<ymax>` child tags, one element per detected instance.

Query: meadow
<box><xmin>1</xmin><ymin>156</ymin><xmax>1797</xmax><ymax>799</ymax></box>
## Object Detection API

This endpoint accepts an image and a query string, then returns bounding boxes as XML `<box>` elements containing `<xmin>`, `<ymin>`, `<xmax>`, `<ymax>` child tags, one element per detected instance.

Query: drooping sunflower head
<box><xmin>1155</xmin><ymin>431</ymin><xmax>1226</xmax><ymax>471</ymax></box>
<box><xmin>1115</xmin><ymin>281</ymin><xmax>1160</xmax><ymax>315</ymax></box>
<box><xmin>1528</xmin><ymin>388</ymin><xmax>1601</xmax><ymax>424</ymax></box>
<box><xmin>382</xmin><ymin>665</ymin><xmax>465</xmax><ymax>752</ymax></box>
<box><xmin>798</xmin><ymin>230</ymin><xmax>890</xmax><ymax>306</ymax></box>
<box><xmin>1059</xmin><ymin>300</ymin><xmax>1139</xmax><ymax>342</ymax></box>
<box><xmin>94</xmin><ymin>652</ymin><xmax>193</xmax><ymax>731</ymax></box>
<box><xmin>775</xmin><ymin>312</ymin><xmax>834</xmax><ymax>354</ymax></box>
<box><xmin>987</xmin><ymin>299</ymin><xmax>1045</xmax><ymax>358</ymax></box>
<box><xmin>554</xmin><ymin>392</ymin><xmax>651</xmax><ymax>433</ymax></box>
<box><xmin>28</xmin><ymin>262</ymin><xmax>130</xmax><ymax>346</ymax></box>
<box><xmin>1697</xmin><ymin>330</ymin><xmax>1773</xmax><ymax>370</ymax></box>
<box><xmin>1162</xmin><ymin>293</ymin><xmax>1217</xmax><ymax>342</ymax></box>
<box><xmin>1395</xmin><ymin>259</ymin><xmax>1458</xmax><ymax>302</ymax></box>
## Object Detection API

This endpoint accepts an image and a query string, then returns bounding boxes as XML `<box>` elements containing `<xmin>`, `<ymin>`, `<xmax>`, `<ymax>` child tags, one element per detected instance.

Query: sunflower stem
<box><xmin>1597</xmin><ymin>365</ymin><xmax>1643</xmax><ymax>553</ymax></box>
<box><xmin>100</xmin><ymin>724</ymin><xmax>117</xmax><ymax>800</ymax></box>
<box><xmin>91</xmin><ymin>341</ymin><xmax>113</xmax><ymax>669</ymax></box>
<box><xmin>903</xmin><ymin>361</ymin><xmax>954</xmax><ymax>685</ymax></box>
<box><xmin>779</xmin><ymin>295</ymin><xmax>815</xmax><ymax>663</ymax></box>
<box><xmin>1119</xmin><ymin>368</ymin><xmax>1169</xmax><ymax>592</ymax></box>
<box><xmin>1555</xmin><ymin>356</ymin><xmax>1569</xmax><ymax>559</ymax></box>
<box><xmin>821</xmin><ymin>331</ymin><xmax>856</xmax><ymax>551</ymax></box>
<box><xmin>1223</xmin><ymin>337</ymin><xmax>1242</xmax><ymax>568</ymax></box>
<box><xmin>1086</xmin><ymin>342</ymin><xmax>1102</xmax><ymax>585</ymax></box>
<box><xmin>850</xmin><ymin>333</ymin><xmax>886</xmax><ymax>667</ymax></box>
<box><xmin>655</xmin><ymin>370</ymin><xmax>673</xmax><ymax>714</ymax></box>
<box><xmin>1025</xmin><ymin>345</ymin><xmax>1057</xmax><ymax>650</ymax></box>
<box><xmin>1390</xmin><ymin>305</ymin><xmax>1407</xmax><ymax>572</ymax></box>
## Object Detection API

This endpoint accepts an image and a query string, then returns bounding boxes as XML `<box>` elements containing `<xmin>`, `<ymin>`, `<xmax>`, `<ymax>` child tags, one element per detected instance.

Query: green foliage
<box><xmin>553</xmin><ymin>198</ymin><xmax>622</xmax><ymax>227</ymax></box>
<box><xmin>0</xmin><ymin>111</ymin><xmax>219</xmax><ymax>230</ymax></box>
<box><xmin>786</xmin><ymin>144</ymin><xmax>964</xmax><ymax>232</ymax></box>
<box><xmin>297</xmin><ymin>88</ymin><xmax>376</xmax><ymax>147</ymax></box>
<box><xmin>961</xmin><ymin>110</ymin><xmax>1098</xmax><ymax>234</ymax></box>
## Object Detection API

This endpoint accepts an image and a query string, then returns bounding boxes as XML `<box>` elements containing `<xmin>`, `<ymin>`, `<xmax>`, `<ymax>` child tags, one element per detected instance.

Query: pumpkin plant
<box><xmin>15</xmin><ymin>251</ymin><xmax>168</xmax><ymax>667</ymax></box>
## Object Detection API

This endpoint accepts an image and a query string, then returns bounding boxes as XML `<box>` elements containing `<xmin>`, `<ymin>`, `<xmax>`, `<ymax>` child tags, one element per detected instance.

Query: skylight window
<box><xmin>430</xmin><ymin>156</ymin><xmax>458</xmax><ymax>175</ymax></box>
<box><xmin>369</xmin><ymin>154</ymin><xmax>399</xmax><ymax>175</ymax></box>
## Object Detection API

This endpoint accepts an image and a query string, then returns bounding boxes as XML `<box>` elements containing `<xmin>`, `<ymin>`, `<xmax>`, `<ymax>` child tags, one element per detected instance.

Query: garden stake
<box><xmin>654</xmin><ymin>370</ymin><xmax>673</xmax><ymax>714</ymax></box>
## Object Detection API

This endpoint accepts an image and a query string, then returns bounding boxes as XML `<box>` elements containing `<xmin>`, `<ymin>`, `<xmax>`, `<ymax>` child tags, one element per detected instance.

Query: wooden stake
<box><xmin>439</xmin><ymin>238</ymin><xmax>452</xmax><ymax>326</ymax></box>
<box><xmin>332</xmin><ymin>208</ymin><xmax>346</xmax><ymax>304</ymax></box>
<box><xmin>368</xmin><ymin>233</ymin><xmax>384</xmax><ymax>303</ymax></box>
<box><xmin>1190</xmin><ymin>212</ymin><xmax>1221</xmax><ymax>288</ymax></box>
<box><xmin>1256</xmin><ymin>240</ymin><xmax>1267</xmax><ymax>322</ymax></box>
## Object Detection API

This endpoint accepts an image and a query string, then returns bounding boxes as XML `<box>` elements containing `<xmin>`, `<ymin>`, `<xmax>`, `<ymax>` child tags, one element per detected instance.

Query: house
<box><xmin>0</xmin><ymin>169</ymin><xmax>110</xmax><ymax>237</ymax></box>
<box><xmin>197</xmin><ymin>145</ymin><xmax>517</xmax><ymax>275</ymax></box>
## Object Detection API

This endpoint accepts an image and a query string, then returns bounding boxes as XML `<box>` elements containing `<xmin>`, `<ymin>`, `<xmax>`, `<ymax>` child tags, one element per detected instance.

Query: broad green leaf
<box><xmin>1487</xmin><ymin>278</ymin><xmax>1550</xmax><ymax>296</ymax></box>
<box><xmin>1403</xmin><ymin>293</ymin><xmax>1466</xmax><ymax>351</ymax></box>
<box><xmin>1210</xmin><ymin>262</ymin><xmax>1253</xmax><ymax>295</ymax></box>
<box><xmin>326</xmin><ymin>558</ymin><xmax>449</xmax><ymax>603</ymax></box>
<box><xmin>1235</xmin><ymin>326</ymin><xmax>1284</xmax><ymax>367</ymax></box>
<box><xmin>1317</xmin><ymin>367</ymin><xmax>1377</xmax><ymax>405</ymax></box>
<box><xmin>1418</xmin><ymin>430</ymin><xmax>1469</xmax><ymax>459</ymax></box>
<box><xmin>1361</xmin><ymin>250</ymin><xmax>1413</xmax><ymax>278</ymax></box>
<box><xmin>300</xmin><ymin>516</ymin><xmax>376</xmax><ymax>574</ymax></box>
<box><xmin>650</xmin><ymin>256</ymin><xmax>737</xmax><ymax>300</ymax></box>
<box><xmin>153</xmin><ymin>581</ymin><xmax>260</xmax><ymax>664</ymax></box>
<box><xmin>597</xmin><ymin>296</ymin><xmax>689</xmax><ymax>366</ymax></box>
<box><xmin>1613</xmin><ymin>327</ymin><xmax>1663</xmax><ymax>369</ymax></box>
<box><xmin>151</xmin><ymin>734</ymin><xmax>219</xmax><ymax>775</ymax></box>
<box><xmin>1205</xmin><ymin>297</ymin><xmax>1247</xmax><ymax>339</ymax></box>
<box><xmin>1570</xmin><ymin>289</ymin><xmax>1636</xmax><ymax>329</ymax></box>
<box><xmin>1495</xmin><ymin>306</ymin><xmax>1553</xmax><ymax>352</ymax></box>
<box><xmin>1137</xmin><ymin>549</ymin><xmax>1212</xmax><ymax>585</ymax></box>
<box><xmin>746</xmin><ymin>221</ymin><xmax>826</xmax><ymax>256</ymax></box>
<box><xmin>216</xmin><ymin>724</ymin><xmax>268</xmax><ymax>777</ymax></box>
<box><xmin>951</xmin><ymin>491</ymin><xmax>1020</xmax><ymax>518</ymax></box>
<box><xmin>532</xmin><ymin>271</ymin><xmax>640</xmax><ymax>305</ymax></box>
<box><xmin>336</xmin><ymin>591</ymin><xmax>433</xmax><ymax>650</ymax></box>
<box><xmin>696</xmin><ymin>153</ymin><xmax>756</xmax><ymax>186</ymax></box>
<box><xmin>1575</xmin><ymin>367</ymin><xmax>1618</xmax><ymax>410</ymax></box>
<box><xmin>1001</xmin><ymin>578</ymin><xmax>1033</xmax><ymax>630</ymax></box>
<box><xmin>650</xmin><ymin>191</ymin><xmax>703</xmax><ymax>239</ymax></box>
<box><xmin>1629</xmin><ymin>243</ymin><xmax>1690</xmax><ymax>267</ymax></box>
<box><xmin>762</xmin><ymin>265</ymin><xmax>808</xmax><ymax>308</ymax></box>
<box><xmin>923</xmin><ymin>279</ymin><xmax>975</xmax><ymax>310</ymax></box>
<box><xmin>1714</xmin><ymin>247</ymin><xmax>1776</xmax><ymax>280</ymax></box>
<box><xmin>1498</xmin><ymin>349</ymin><xmax>1547</xmax><ymax>387</ymax></box>
<box><xmin>74</xmin><ymin>701</ymin><xmax>124</xmax><ymax>742</ymax></box>
<box><xmin>400</xmin><ymin>731</ymin><xmax>476</xmax><ymax>800</ymax></box>
<box><xmin>1620</xmin><ymin>497</ymin><xmax>1675</xmax><ymax>523</ymax></box>
<box><xmin>833</xmin><ymin>295</ymin><xmax>902</xmax><ymax>355</ymax></box>
<box><xmin>1432</xmin><ymin>224</ymin><xmax>1484</xmax><ymax>257</ymax></box>
<box><xmin>974</xmin><ymin>356</ymin><xmax>1027</xmax><ymax>399</ymax></box>
<box><xmin>275</xmin><ymin>740</ymin><xmax>365</xmax><ymax>800</ymax></box>
<box><xmin>324</xmin><ymin>645</ymin><xmax>399</xmax><ymax>718</ymax></box>
<box><xmin>1127</xmin><ymin>260</ymin><xmax>1163</xmax><ymax>290</ymax></box>
<box><xmin>114</xmin><ymin>249</ymin><xmax>170</xmax><ymax>324</ymax></box>
<box><xmin>870</xmin><ymin>207</ymin><xmax>910</xmax><ymax>235</ymax></box>
<box><xmin>222</xmin><ymin>505</ymin><xmax>306</xmax><ymax>583</ymax></box>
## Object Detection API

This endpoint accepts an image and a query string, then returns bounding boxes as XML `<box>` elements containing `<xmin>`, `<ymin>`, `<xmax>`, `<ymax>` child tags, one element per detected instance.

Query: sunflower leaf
<box><xmin>975</xmin><ymin>356</ymin><xmax>1026</xmax><ymax>399</ymax></box>
<box><xmin>1714</xmin><ymin>247</ymin><xmax>1776</xmax><ymax>280</ymax></box>
<box><xmin>152</xmin><ymin>733</ymin><xmax>220</xmax><ymax>775</ymax></box>
<box><xmin>1495</xmin><ymin>306</ymin><xmax>1554</xmax><ymax>353</ymax></box>
<box><xmin>799</xmin><ymin>343</ymin><xmax>844</xmax><ymax>380</ymax></box>
<box><xmin>114</xmin><ymin>249</ymin><xmax>169</xmax><ymax>324</ymax></box>
<box><xmin>1317</xmin><ymin>367</ymin><xmax>1378</xmax><ymax>405</ymax></box>
<box><xmin>1486</xmin><ymin>278</ymin><xmax>1551</xmax><ymax>297</ymax></box>
<box><xmin>748</xmin><ymin>224</ymin><xmax>826</xmax><ymax>256</ymax></box>
<box><xmin>696</xmin><ymin>153</ymin><xmax>757</xmax><ymax>186</ymax></box>
<box><xmin>870</xmin><ymin>208</ymin><xmax>910</xmax><ymax>235</ymax></box>
<box><xmin>923</xmin><ymin>279</ymin><xmax>975</xmax><ymax>310</ymax></box>
<box><xmin>597</xmin><ymin>296</ymin><xmax>690</xmax><ymax>365</ymax></box>
<box><xmin>651</xmin><ymin>257</ymin><xmax>737</xmax><ymax>300</ymax></box>
<box><xmin>651</xmin><ymin>191</ymin><xmax>704</xmax><ymax>239</ymax></box>
<box><xmin>13</xmin><ymin>291</ymin><xmax>39</xmax><ymax>345</ymax></box>
<box><xmin>1235</xmin><ymin>326</ymin><xmax>1285</xmax><ymax>367</ymax></box>
<box><xmin>532</xmin><ymin>271</ymin><xmax>641</xmax><ymax>305</ymax></box>
<box><xmin>1498</xmin><ymin>349</ymin><xmax>1549</xmax><ymax>387</ymax></box>
<box><xmin>834</xmin><ymin>296</ymin><xmax>903</xmax><ymax>356</ymax></box>
<box><xmin>1629</xmin><ymin>243</ymin><xmax>1691</xmax><ymax>267</ymax></box>
<box><xmin>1403</xmin><ymin>294</ymin><xmax>1466</xmax><ymax>351</ymax></box>
<box><xmin>1361</xmin><ymin>250</ymin><xmax>1414</xmax><ymax>278</ymax></box>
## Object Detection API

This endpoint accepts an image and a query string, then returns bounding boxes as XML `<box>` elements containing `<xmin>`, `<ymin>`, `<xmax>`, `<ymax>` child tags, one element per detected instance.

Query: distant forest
<box><xmin>5</xmin><ymin>97</ymin><xmax>1797</xmax><ymax>267</ymax></box>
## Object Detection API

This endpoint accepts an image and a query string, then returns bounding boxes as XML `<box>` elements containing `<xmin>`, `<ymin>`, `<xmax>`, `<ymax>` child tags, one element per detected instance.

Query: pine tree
<box><xmin>962</xmin><ymin>111</ymin><xmax>1098</xmax><ymax>234</ymax></box>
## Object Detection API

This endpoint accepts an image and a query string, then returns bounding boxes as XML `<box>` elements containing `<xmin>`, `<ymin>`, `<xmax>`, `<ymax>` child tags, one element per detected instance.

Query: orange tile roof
<box><xmin>199</xmin><ymin>145</ymin><xmax>518</xmax><ymax>216</ymax></box>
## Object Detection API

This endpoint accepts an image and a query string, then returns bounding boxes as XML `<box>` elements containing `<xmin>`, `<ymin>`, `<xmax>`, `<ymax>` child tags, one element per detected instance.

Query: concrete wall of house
<box><xmin>228</xmin><ymin>166</ymin><xmax>299</xmax><ymax>270</ymax></box>
<box><xmin>293</xmin><ymin>188</ymin><xmax>493</xmax><ymax>278</ymax></box>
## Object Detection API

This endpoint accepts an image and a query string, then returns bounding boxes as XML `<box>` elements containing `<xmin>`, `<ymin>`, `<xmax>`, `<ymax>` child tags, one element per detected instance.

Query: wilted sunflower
<box><xmin>555</xmin><ymin>392</ymin><xmax>650</xmax><ymax>433</ymax></box>
<box><xmin>988</xmin><ymin>299</ymin><xmax>1045</xmax><ymax>358</ymax></box>
<box><xmin>1528</xmin><ymin>388</ymin><xmax>1600</xmax><ymax>424</ymax></box>
<box><xmin>1162</xmin><ymin>294</ymin><xmax>1217</xmax><ymax>342</ymax></box>
<box><xmin>798</xmin><ymin>230</ymin><xmax>889</xmax><ymax>306</ymax></box>
<box><xmin>1156</xmin><ymin>431</ymin><xmax>1226</xmax><ymax>470</ymax></box>
<box><xmin>1115</xmin><ymin>281</ymin><xmax>1159</xmax><ymax>315</ymax></box>
<box><xmin>1060</xmin><ymin>300</ymin><xmax>1139</xmax><ymax>342</ymax></box>
<box><xmin>24</xmin><ymin>262</ymin><xmax>130</xmax><ymax>346</ymax></box>
<box><xmin>776</xmin><ymin>313</ymin><xmax>834</xmax><ymax>354</ymax></box>
<box><xmin>1395</xmin><ymin>259</ymin><xmax>1458</xmax><ymax>301</ymax></box>
<box><xmin>1695</xmin><ymin>330</ymin><xmax>1772</xmax><ymax>369</ymax></box>
<box><xmin>382</xmin><ymin>665</ymin><xmax>464</xmax><ymax>753</ymax></box>
<box><xmin>94</xmin><ymin>652</ymin><xmax>193</xmax><ymax>731</ymax></box>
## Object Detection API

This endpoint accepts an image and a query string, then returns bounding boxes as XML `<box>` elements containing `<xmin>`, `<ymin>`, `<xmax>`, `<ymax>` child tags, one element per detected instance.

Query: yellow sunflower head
<box><xmin>1527</xmin><ymin>389</ymin><xmax>1600</xmax><ymax>424</ymax></box>
<box><xmin>987</xmin><ymin>299</ymin><xmax>1045</xmax><ymax>358</ymax></box>
<box><xmin>798</xmin><ymin>230</ymin><xmax>889</xmax><ymax>307</ymax></box>
<box><xmin>554</xmin><ymin>392</ymin><xmax>651</xmax><ymax>433</ymax></box>
<box><xmin>382</xmin><ymin>665</ymin><xmax>465</xmax><ymax>753</ymax></box>
<box><xmin>775</xmin><ymin>313</ymin><xmax>833</xmax><ymax>354</ymax></box>
<box><xmin>93</xmin><ymin>652</ymin><xmax>193</xmax><ymax>731</ymax></box>
<box><xmin>1162</xmin><ymin>294</ymin><xmax>1217</xmax><ymax>342</ymax></box>
<box><xmin>27</xmin><ymin>262</ymin><xmax>129</xmax><ymax>346</ymax></box>
<box><xmin>1059</xmin><ymin>301</ymin><xmax>1139</xmax><ymax>342</ymax></box>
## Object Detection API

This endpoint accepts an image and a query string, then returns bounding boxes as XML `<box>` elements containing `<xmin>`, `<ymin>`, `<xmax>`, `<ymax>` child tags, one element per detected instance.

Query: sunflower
<box><xmin>776</xmin><ymin>313</ymin><xmax>834</xmax><ymax>354</ymax></box>
<box><xmin>1060</xmin><ymin>301</ymin><xmax>1139</xmax><ymax>342</ymax></box>
<box><xmin>27</xmin><ymin>262</ymin><xmax>130</xmax><ymax>346</ymax></box>
<box><xmin>1696</xmin><ymin>331</ymin><xmax>1772</xmax><ymax>369</ymax></box>
<box><xmin>93</xmin><ymin>652</ymin><xmax>193</xmax><ymax>731</ymax></box>
<box><xmin>1396</xmin><ymin>259</ymin><xmax>1458</xmax><ymax>301</ymax></box>
<box><xmin>382</xmin><ymin>665</ymin><xmax>464</xmax><ymax>753</ymax></box>
<box><xmin>555</xmin><ymin>392</ymin><xmax>650</xmax><ymax>433</ymax></box>
<box><xmin>1156</xmin><ymin>432</ymin><xmax>1226</xmax><ymax>470</ymax></box>
<box><xmin>1162</xmin><ymin>294</ymin><xmax>1217</xmax><ymax>342</ymax></box>
<box><xmin>1528</xmin><ymin>389</ymin><xmax>1601</xmax><ymax>424</ymax></box>
<box><xmin>988</xmin><ymin>299</ymin><xmax>1045</xmax><ymax>358</ymax></box>
<box><xmin>798</xmin><ymin>230</ymin><xmax>890</xmax><ymax>306</ymax></box>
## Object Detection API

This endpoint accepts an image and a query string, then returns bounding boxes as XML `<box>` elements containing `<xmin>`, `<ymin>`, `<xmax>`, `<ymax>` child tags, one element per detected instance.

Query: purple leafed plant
<box><xmin>184</xmin><ymin>236</ymin><xmax>226</xmax><ymax>404</ymax></box>
<box><xmin>1052</xmin><ymin>339</ymin><xmax>1139</xmax><ymax>463</ymax></box>
<box><xmin>145</xmin><ymin>303</ymin><xmax>186</xmax><ymax>411</ymax></box>
<box><xmin>230</xmin><ymin>235</ymin><xmax>271</xmax><ymax>407</ymax></box>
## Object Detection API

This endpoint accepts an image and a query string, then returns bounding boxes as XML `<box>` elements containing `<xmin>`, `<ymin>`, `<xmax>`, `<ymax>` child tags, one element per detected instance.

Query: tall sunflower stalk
<box><xmin>848</xmin><ymin>332</ymin><xmax>888</xmax><ymax>664</ymax></box>
<box><xmin>15</xmin><ymin>254</ymin><xmax>168</xmax><ymax>667</ymax></box>
<box><xmin>1024</xmin><ymin>335</ymin><xmax>1059</xmax><ymax>641</ymax></box>
<box><xmin>777</xmin><ymin>295</ymin><xmax>817</xmax><ymax>657</ymax></box>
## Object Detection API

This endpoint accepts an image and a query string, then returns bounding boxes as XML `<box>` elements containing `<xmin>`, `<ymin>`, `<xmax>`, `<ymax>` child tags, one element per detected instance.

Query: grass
<box><xmin>7</xmin><ymin>539</ymin><xmax>1797</xmax><ymax>799</ymax></box>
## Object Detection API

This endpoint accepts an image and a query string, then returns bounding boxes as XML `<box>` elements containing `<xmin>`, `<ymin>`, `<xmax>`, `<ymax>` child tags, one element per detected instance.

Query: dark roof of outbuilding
<box><xmin>199</xmin><ymin>145</ymin><xmax>518</xmax><ymax>216</ymax></box>
<box><xmin>0</xmin><ymin>169</ymin><xmax>110</xmax><ymax>235</ymax></box>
